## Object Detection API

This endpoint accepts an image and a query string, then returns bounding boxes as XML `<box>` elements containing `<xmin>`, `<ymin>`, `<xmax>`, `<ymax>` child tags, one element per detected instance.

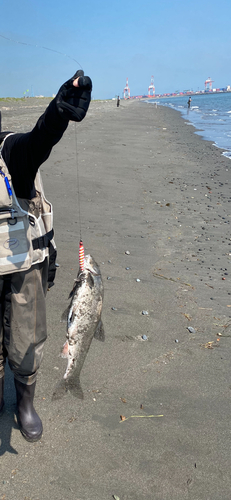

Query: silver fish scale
<box><xmin>63</xmin><ymin>255</ymin><xmax>104</xmax><ymax>382</ymax></box>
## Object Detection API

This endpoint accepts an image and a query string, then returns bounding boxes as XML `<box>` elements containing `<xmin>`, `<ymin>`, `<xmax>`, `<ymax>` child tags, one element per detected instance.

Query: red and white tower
<box><xmin>123</xmin><ymin>78</ymin><xmax>130</xmax><ymax>99</ymax></box>
<box><xmin>148</xmin><ymin>75</ymin><xmax>155</xmax><ymax>97</ymax></box>
<box><xmin>204</xmin><ymin>77</ymin><xmax>214</xmax><ymax>91</ymax></box>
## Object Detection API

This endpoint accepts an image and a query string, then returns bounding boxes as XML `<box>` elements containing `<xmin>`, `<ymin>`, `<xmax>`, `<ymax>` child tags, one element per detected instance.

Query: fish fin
<box><xmin>94</xmin><ymin>320</ymin><xmax>105</xmax><ymax>342</ymax></box>
<box><xmin>68</xmin><ymin>276</ymin><xmax>83</xmax><ymax>299</ymax></box>
<box><xmin>61</xmin><ymin>305</ymin><xmax>70</xmax><ymax>322</ymax></box>
<box><xmin>68</xmin><ymin>289</ymin><xmax>74</xmax><ymax>299</ymax></box>
<box><xmin>61</xmin><ymin>340</ymin><xmax>69</xmax><ymax>358</ymax></box>
<box><xmin>52</xmin><ymin>377</ymin><xmax>83</xmax><ymax>401</ymax></box>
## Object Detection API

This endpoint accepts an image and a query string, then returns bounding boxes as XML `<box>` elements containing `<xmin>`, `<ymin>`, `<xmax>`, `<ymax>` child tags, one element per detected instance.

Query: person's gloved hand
<box><xmin>56</xmin><ymin>70</ymin><xmax>92</xmax><ymax>122</ymax></box>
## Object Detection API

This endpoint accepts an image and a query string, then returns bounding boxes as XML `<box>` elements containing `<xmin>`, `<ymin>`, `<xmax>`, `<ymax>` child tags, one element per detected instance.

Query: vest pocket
<box><xmin>0</xmin><ymin>213</ymin><xmax>32</xmax><ymax>274</ymax></box>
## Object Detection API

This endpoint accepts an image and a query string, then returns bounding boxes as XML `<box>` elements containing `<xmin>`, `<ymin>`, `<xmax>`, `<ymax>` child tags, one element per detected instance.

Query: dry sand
<box><xmin>1</xmin><ymin>97</ymin><xmax>231</xmax><ymax>499</ymax></box>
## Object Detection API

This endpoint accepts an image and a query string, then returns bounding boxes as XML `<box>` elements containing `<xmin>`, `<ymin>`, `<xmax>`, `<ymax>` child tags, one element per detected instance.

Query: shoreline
<box><xmin>143</xmin><ymin>87</ymin><xmax>231</xmax><ymax>155</ymax></box>
<box><xmin>2</xmin><ymin>94</ymin><xmax>231</xmax><ymax>159</ymax></box>
<box><xmin>1</xmin><ymin>98</ymin><xmax>231</xmax><ymax>499</ymax></box>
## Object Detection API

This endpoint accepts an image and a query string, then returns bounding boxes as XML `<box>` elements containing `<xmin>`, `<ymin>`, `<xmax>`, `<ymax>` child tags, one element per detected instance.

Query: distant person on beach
<box><xmin>188</xmin><ymin>97</ymin><xmax>191</xmax><ymax>108</ymax></box>
<box><xmin>117</xmin><ymin>95</ymin><xmax>120</xmax><ymax>107</ymax></box>
<box><xmin>0</xmin><ymin>70</ymin><xmax>92</xmax><ymax>442</ymax></box>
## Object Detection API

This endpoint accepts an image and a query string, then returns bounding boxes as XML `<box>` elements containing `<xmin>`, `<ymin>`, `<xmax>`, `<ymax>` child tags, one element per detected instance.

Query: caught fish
<box><xmin>53</xmin><ymin>254</ymin><xmax>104</xmax><ymax>400</ymax></box>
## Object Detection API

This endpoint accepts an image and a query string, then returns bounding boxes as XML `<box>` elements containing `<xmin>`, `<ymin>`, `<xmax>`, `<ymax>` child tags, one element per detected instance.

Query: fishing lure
<box><xmin>79</xmin><ymin>240</ymin><xmax>84</xmax><ymax>271</ymax></box>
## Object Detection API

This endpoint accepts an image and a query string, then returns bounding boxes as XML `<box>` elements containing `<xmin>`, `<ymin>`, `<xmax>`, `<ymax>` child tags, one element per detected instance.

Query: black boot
<box><xmin>0</xmin><ymin>377</ymin><xmax>4</xmax><ymax>415</ymax></box>
<box><xmin>14</xmin><ymin>379</ymin><xmax>43</xmax><ymax>442</ymax></box>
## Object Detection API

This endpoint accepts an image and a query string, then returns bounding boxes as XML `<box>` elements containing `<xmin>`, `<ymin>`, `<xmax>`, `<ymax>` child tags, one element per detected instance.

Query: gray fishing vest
<box><xmin>0</xmin><ymin>137</ymin><xmax>54</xmax><ymax>275</ymax></box>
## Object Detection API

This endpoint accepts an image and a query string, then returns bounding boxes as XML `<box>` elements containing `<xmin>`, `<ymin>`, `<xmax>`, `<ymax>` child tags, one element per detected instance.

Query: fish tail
<box><xmin>52</xmin><ymin>376</ymin><xmax>83</xmax><ymax>401</ymax></box>
<box><xmin>94</xmin><ymin>320</ymin><xmax>105</xmax><ymax>342</ymax></box>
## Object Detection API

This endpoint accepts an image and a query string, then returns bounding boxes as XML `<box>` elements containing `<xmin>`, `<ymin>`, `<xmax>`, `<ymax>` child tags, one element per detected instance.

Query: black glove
<box><xmin>56</xmin><ymin>70</ymin><xmax>92</xmax><ymax>122</ymax></box>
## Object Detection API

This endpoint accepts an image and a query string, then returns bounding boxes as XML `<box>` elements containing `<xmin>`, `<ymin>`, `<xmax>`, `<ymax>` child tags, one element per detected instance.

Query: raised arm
<box><xmin>1</xmin><ymin>71</ymin><xmax>92</xmax><ymax>199</ymax></box>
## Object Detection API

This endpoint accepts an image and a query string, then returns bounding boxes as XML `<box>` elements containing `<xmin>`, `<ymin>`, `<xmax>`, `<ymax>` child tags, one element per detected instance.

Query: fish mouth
<box><xmin>79</xmin><ymin>266</ymin><xmax>100</xmax><ymax>277</ymax></box>
<box><xmin>85</xmin><ymin>267</ymin><xmax>100</xmax><ymax>276</ymax></box>
<box><xmin>84</xmin><ymin>255</ymin><xmax>101</xmax><ymax>276</ymax></box>
<box><xmin>84</xmin><ymin>260</ymin><xmax>100</xmax><ymax>276</ymax></box>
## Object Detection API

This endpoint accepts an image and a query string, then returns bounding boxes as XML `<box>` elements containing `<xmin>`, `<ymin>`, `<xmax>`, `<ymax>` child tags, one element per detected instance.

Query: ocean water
<box><xmin>147</xmin><ymin>93</ymin><xmax>231</xmax><ymax>159</ymax></box>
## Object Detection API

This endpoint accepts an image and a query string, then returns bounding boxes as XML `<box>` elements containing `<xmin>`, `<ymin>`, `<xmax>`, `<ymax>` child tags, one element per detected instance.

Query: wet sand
<box><xmin>1</xmin><ymin>98</ymin><xmax>231</xmax><ymax>499</ymax></box>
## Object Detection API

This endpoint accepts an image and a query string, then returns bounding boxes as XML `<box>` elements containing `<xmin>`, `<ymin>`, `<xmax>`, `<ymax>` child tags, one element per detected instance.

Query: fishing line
<box><xmin>0</xmin><ymin>33</ymin><xmax>83</xmax><ymax>69</ymax></box>
<box><xmin>74</xmin><ymin>122</ymin><xmax>85</xmax><ymax>271</ymax></box>
<box><xmin>74</xmin><ymin>122</ymin><xmax>82</xmax><ymax>239</ymax></box>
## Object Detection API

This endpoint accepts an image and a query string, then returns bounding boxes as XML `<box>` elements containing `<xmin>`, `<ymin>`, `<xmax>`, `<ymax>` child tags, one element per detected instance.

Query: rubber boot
<box><xmin>14</xmin><ymin>379</ymin><xmax>43</xmax><ymax>442</ymax></box>
<box><xmin>0</xmin><ymin>377</ymin><xmax>4</xmax><ymax>415</ymax></box>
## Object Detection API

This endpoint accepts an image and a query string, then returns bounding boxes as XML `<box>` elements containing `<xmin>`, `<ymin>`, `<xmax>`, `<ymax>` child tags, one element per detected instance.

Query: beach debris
<box><xmin>153</xmin><ymin>272</ymin><xmax>193</xmax><ymax>287</ymax></box>
<box><xmin>120</xmin><ymin>414</ymin><xmax>163</xmax><ymax>423</ymax></box>
<box><xmin>142</xmin><ymin>335</ymin><xmax>148</xmax><ymax>340</ymax></box>
<box><xmin>52</xmin><ymin>254</ymin><xmax>104</xmax><ymax>400</ymax></box>
<box><xmin>142</xmin><ymin>310</ymin><xmax>149</xmax><ymax>315</ymax></box>
<box><xmin>201</xmin><ymin>341</ymin><xmax>220</xmax><ymax>349</ymax></box>
<box><xmin>184</xmin><ymin>313</ymin><xmax>192</xmax><ymax>321</ymax></box>
<box><xmin>136</xmin><ymin>278</ymin><xmax>141</xmax><ymax>282</ymax></box>
<box><xmin>175</xmin><ymin>339</ymin><xmax>179</xmax><ymax>343</ymax></box>
<box><xmin>125</xmin><ymin>267</ymin><xmax>131</xmax><ymax>270</ymax></box>
<box><xmin>125</xmin><ymin>250</ymin><xmax>130</xmax><ymax>255</ymax></box>
<box><xmin>187</xmin><ymin>327</ymin><xmax>196</xmax><ymax>333</ymax></box>
<box><xmin>113</xmin><ymin>495</ymin><xmax>120</xmax><ymax>500</ymax></box>
<box><xmin>107</xmin><ymin>276</ymin><xmax>112</xmax><ymax>280</ymax></box>
<box><xmin>120</xmin><ymin>397</ymin><xmax>127</xmax><ymax>403</ymax></box>
<box><xmin>111</xmin><ymin>307</ymin><xmax>117</xmax><ymax>311</ymax></box>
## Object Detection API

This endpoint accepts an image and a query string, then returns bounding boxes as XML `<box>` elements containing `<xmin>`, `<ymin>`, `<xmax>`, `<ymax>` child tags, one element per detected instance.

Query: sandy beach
<box><xmin>1</xmin><ymin>97</ymin><xmax>231</xmax><ymax>499</ymax></box>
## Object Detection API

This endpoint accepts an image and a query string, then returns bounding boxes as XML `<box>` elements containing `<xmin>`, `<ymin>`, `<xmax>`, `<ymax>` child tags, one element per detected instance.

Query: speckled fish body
<box><xmin>53</xmin><ymin>254</ymin><xmax>104</xmax><ymax>399</ymax></box>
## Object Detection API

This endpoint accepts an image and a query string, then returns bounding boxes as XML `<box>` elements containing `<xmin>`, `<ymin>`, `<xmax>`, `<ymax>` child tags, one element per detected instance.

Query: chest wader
<box><xmin>0</xmin><ymin>142</ymin><xmax>55</xmax><ymax>441</ymax></box>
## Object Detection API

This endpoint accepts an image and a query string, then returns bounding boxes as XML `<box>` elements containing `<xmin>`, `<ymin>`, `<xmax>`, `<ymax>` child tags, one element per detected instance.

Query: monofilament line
<box><xmin>74</xmin><ymin>122</ymin><xmax>82</xmax><ymax>242</ymax></box>
<box><xmin>0</xmin><ymin>33</ymin><xmax>83</xmax><ymax>69</ymax></box>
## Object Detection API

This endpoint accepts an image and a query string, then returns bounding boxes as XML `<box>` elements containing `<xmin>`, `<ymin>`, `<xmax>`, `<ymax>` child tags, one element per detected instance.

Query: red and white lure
<box><xmin>79</xmin><ymin>240</ymin><xmax>85</xmax><ymax>271</ymax></box>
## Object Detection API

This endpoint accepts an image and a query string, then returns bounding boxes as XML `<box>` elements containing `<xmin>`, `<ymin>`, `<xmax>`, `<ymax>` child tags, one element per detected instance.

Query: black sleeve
<box><xmin>2</xmin><ymin>98</ymin><xmax>69</xmax><ymax>199</ymax></box>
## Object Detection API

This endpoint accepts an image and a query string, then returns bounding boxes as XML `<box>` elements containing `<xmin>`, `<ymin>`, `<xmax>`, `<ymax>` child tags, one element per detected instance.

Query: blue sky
<box><xmin>0</xmin><ymin>0</ymin><xmax>230</xmax><ymax>99</ymax></box>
